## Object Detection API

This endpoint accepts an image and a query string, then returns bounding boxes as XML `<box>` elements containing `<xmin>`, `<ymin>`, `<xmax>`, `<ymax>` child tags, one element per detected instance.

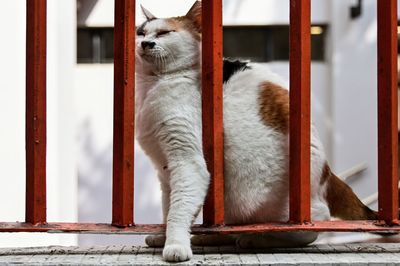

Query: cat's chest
<box><xmin>135</xmin><ymin>77</ymin><xmax>201</xmax><ymax>171</ymax></box>
<box><xmin>136</xmin><ymin>77</ymin><xmax>201</xmax><ymax>142</ymax></box>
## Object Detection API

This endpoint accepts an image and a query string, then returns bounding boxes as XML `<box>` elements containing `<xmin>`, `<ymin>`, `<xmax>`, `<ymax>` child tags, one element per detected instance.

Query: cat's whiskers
<box><xmin>155</xmin><ymin>52</ymin><xmax>165</xmax><ymax>70</ymax></box>
<box><xmin>156</xmin><ymin>54</ymin><xmax>163</xmax><ymax>70</ymax></box>
<box><xmin>164</xmin><ymin>46</ymin><xmax>179</xmax><ymax>69</ymax></box>
<box><xmin>157</xmin><ymin>53</ymin><xmax>165</xmax><ymax>69</ymax></box>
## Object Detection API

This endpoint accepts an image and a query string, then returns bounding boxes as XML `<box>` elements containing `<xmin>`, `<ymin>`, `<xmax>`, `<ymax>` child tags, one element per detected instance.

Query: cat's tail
<box><xmin>322</xmin><ymin>164</ymin><xmax>378</xmax><ymax>220</ymax></box>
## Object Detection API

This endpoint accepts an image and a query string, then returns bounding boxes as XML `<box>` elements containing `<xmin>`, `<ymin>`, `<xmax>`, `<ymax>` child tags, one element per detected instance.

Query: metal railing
<box><xmin>1</xmin><ymin>0</ymin><xmax>399</xmax><ymax>235</ymax></box>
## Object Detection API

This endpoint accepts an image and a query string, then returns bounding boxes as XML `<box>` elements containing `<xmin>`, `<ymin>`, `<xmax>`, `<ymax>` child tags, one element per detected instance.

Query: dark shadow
<box><xmin>77</xmin><ymin>0</ymin><xmax>99</xmax><ymax>26</ymax></box>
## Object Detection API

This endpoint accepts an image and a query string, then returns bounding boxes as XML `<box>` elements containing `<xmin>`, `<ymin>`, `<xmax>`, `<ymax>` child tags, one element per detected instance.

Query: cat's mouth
<box><xmin>139</xmin><ymin>48</ymin><xmax>169</xmax><ymax>63</ymax></box>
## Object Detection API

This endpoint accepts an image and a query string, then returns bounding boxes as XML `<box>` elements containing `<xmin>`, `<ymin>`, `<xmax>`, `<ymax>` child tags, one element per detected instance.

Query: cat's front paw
<box><xmin>145</xmin><ymin>234</ymin><xmax>166</xmax><ymax>247</ymax></box>
<box><xmin>163</xmin><ymin>243</ymin><xmax>193</xmax><ymax>262</ymax></box>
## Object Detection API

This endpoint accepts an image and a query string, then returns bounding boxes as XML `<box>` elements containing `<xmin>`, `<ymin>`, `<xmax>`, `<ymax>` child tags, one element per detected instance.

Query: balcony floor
<box><xmin>2</xmin><ymin>243</ymin><xmax>400</xmax><ymax>265</ymax></box>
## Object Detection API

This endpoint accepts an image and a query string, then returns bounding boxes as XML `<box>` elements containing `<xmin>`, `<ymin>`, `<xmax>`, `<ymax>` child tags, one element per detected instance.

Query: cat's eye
<box><xmin>157</xmin><ymin>30</ymin><xmax>174</xmax><ymax>37</ymax></box>
<box><xmin>137</xmin><ymin>30</ymin><xmax>145</xmax><ymax>36</ymax></box>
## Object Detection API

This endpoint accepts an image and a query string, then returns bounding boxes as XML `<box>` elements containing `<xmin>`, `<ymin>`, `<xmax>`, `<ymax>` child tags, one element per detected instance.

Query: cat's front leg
<box><xmin>162</xmin><ymin>156</ymin><xmax>209</xmax><ymax>262</ymax></box>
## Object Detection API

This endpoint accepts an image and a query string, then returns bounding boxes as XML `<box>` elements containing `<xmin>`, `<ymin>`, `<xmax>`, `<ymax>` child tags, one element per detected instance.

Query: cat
<box><xmin>135</xmin><ymin>1</ymin><xmax>377</xmax><ymax>262</ymax></box>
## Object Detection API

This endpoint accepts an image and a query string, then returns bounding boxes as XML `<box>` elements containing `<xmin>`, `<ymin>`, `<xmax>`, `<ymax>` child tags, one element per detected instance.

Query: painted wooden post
<box><xmin>202</xmin><ymin>0</ymin><xmax>225</xmax><ymax>225</ymax></box>
<box><xmin>112</xmin><ymin>0</ymin><xmax>136</xmax><ymax>227</ymax></box>
<box><xmin>289</xmin><ymin>0</ymin><xmax>311</xmax><ymax>223</ymax></box>
<box><xmin>25</xmin><ymin>0</ymin><xmax>47</xmax><ymax>224</ymax></box>
<box><xmin>377</xmin><ymin>0</ymin><xmax>399</xmax><ymax>225</ymax></box>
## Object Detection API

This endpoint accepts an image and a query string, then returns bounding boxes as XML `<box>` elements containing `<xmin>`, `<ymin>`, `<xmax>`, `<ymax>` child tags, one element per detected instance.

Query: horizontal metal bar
<box><xmin>0</xmin><ymin>221</ymin><xmax>399</xmax><ymax>234</ymax></box>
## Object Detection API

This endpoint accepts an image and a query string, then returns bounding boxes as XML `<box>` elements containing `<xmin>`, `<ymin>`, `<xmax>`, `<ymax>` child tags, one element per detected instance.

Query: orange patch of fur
<box><xmin>168</xmin><ymin>2</ymin><xmax>202</xmax><ymax>41</ymax></box>
<box><xmin>322</xmin><ymin>164</ymin><xmax>378</xmax><ymax>220</ymax></box>
<box><xmin>259</xmin><ymin>82</ymin><xmax>290</xmax><ymax>134</ymax></box>
<box><xmin>259</xmin><ymin>82</ymin><xmax>377</xmax><ymax>220</ymax></box>
<box><xmin>167</xmin><ymin>17</ymin><xmax>201</xmax><ymax>41</ymax></box>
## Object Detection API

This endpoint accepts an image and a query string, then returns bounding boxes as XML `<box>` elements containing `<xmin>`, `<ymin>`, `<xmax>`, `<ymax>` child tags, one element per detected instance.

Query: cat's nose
<box><xmin>141</xmin><ymin>41</ymin><xmax>156</xmax><ymax>50</ymax></box>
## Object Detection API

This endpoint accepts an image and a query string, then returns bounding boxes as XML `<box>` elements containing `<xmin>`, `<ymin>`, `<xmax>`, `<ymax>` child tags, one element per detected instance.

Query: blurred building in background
<box><xmin>0</xmin><ymin>0</ymin><xmax>399</xmax><ymax>247</ymax></box>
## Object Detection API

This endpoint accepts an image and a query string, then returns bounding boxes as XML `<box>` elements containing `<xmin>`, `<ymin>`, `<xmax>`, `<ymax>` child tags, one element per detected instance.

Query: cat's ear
<box><xmin>186</xmin><ymin>1</ymin><xmax>201</xmax><ymax>32</ymax></box>
<box><xmin>141</xmin><ymin>5</ymin><xmax>157</xmax><ymax>21</ymax></box>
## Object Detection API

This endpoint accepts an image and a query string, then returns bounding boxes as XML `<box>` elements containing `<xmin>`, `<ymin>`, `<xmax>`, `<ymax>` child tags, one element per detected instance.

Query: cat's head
<box><xmin>136</xmin><ymin>1</ymin><xmax>201</xmax><ymax>74</ymax></box>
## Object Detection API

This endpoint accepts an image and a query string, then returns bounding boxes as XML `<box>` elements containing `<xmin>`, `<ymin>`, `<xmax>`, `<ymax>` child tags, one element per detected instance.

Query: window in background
<box><xmin>77</xmin><ymin>27</ymin><xmax>114</xmax><ymax>64</ymax></box>
<box><xmin>223</xmin><ymin>25</ymin><xmax>327</xmax><ymax>62</ymax></box>
<box><xmin>76</xmin><ymin>25</ymin><xmax>327</xmax><ymax>63</ymax></box>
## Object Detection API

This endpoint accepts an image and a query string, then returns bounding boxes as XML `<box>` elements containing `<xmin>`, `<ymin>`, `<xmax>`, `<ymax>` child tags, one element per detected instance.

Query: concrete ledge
<box><xmin>1</xmin><ymin>244</ymin><xmax>400</xmax><ymax>265</ymax></box>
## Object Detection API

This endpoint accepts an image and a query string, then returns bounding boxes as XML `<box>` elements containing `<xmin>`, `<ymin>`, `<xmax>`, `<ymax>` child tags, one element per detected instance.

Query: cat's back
<box><xmin>222</xmin><ymin>61</ymin><xmax>289</xmax><ymax>153</ymax></box>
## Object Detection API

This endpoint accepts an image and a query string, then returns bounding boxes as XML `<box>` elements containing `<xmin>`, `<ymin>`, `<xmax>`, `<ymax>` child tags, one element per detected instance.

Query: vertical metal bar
<box><xmin>377</xmin><ymin>0</ymin><xmax>399</xmax><ymax>224</ymax></box>
<box><xmin>289</xmin><ymin>0</ymin><xmax>311</xmax><ymax>223</ymax></box>
<box><xmin>25</xmin><ymin>0</ymin><xmax>47</xmax><ymax>224</ymax></box>
<box><xmin>112</xmin><ymin>0</ymin><xmax>135</xmax><ymax>227</ymax></box>
<box><xmin>202</xmin><ymin>0</ymin><xmax>224</xmax><ymax>225</ymax></box>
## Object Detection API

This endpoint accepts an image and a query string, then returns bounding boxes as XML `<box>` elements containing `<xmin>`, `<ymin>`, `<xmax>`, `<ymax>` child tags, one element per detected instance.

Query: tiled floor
<box><xmin>2</xmin><ymin>243</ymin><xmax>400</xmax><ymax>265</ymax></box>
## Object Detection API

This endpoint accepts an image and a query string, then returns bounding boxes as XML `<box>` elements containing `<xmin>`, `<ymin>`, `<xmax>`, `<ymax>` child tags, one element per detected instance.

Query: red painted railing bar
<box><xmin>377</xmin><ymin>0</ymin><xmax>399</xmax><ymax>225</ymax></box>
<box><xmin>202</xmin><ymin>0</ymin><xmax>225</xmax><ymax>225</ymax></box>
<box><xmin>25</xmin><ymin>0</ymin><xmax>47</xmax><ymax>224</ymax></box>
<box><xmin>289</xmin><ymin>0</ymin><xmax>311</xmax><ymax>223</ymax></box>
<box><xmin>112</xmin><ymin>0</ymin><xmax>136</xmax><ymax>227</ymax></box>
<box><xmin>1</xmin><ymin>221</ymin><xmax>400</xmax><ymax>234</ymax></box>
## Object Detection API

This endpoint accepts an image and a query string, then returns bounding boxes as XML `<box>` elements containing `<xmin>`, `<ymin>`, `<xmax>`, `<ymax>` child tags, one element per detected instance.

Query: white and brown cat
<box><xmin>135</xmin><ymin>1</ymin><xmax>377</xmax><ymax>262</ymax></box>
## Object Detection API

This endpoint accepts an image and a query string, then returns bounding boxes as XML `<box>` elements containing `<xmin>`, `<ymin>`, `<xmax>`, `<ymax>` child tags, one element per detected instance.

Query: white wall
<box><xmin>0</xmin><ymin>0</ymin><xmax>77</xmax><ymax>247</ymax></box>
<box><xmin>74</xmin><ymin>65</ymin><xmax>163</xmax><ymax>245</ymax></box>
<box><xmin>78</xmin><ymin>0</ymin><xmax>196</xmax><ymax>27</ymax></box>
<box><xmin>0</xmin><ymin>1</ymin><xmax>26</xmax><ymax>226</ymax></box>
<box><xmin>79</xmin><ymin>0</ymin><xmax>330</xmax><ymax>26</ymax></box>
<box><xmin>223</xmin><ymin>0</ymin><xmax>330</xmax><ymax>25</ymax></box>
<box><xmin>329</xmin><ymin>0</ymin><xmax>390</xmax><ymax>202</ymax></box>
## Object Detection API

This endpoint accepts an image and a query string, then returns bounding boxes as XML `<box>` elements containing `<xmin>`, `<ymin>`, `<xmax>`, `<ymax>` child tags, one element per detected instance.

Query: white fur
<box><xmin>221</xmin><ymin>64</ymin><xmax>329</xmax><ymax>224</ymax></box>
<box><xmin>135</xmin><ymin>13</ymin><xmax>330</xmax><ymax>262</ymax></box>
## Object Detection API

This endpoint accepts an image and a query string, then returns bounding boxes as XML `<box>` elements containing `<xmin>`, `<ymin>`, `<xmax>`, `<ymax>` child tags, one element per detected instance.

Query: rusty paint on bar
<box><xmin>25</xmin><ymin>0</ymin><xmax>47</xmax><ymax>224</ymax></box>
<box><xmin>289</xmin><ymin>0</ymin><xmax>311</xmax><ymax>223</ymax></box>
<box><xmin>377</xmin><ymin>0</ymin><xmax>399</xmax><ymax>225</ymax></box>
<box><xmin>202</xmin><ymin>0</ymin><xmax>224</xmax><ymax>225</ymax></box>
<box><xmin>112</xmin><ymin>0</ymin><xmax>136</xmax><ymax>227</ymax></box>
<box><xmin>1</xmin><ymin>221</ymin><xmax>400</xmax><ymax>234</ymax></box>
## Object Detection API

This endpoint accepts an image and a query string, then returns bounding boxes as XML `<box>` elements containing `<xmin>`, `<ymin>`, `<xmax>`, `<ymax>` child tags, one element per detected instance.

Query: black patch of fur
<box><xmin>136</xmin><ymin>18</ymin><xmax>157</xmax><ymax>36</ymax></box>
<box><xmin>223</xmin><ymin>59</ymin><xmax>250</xmax><ymax>83</ymax></box>
<box><xmin>136</xmin><ymin>21</ymin><xmax>147</xmax><ymax>36</ymax></box>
